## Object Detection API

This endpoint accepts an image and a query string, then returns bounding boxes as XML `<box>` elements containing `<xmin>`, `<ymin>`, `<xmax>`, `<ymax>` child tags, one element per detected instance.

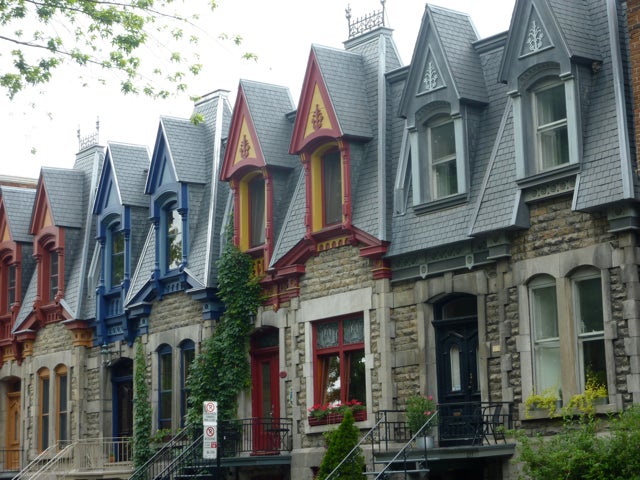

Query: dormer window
<box><xmin>248</xmin><ymin>176</ymin><xmax>265</xmax><ymax>248</ymax></box>
<box><xmin>108</xmin><ymin>226</ymin><xmax>125</xmax><ymax>289</ymax></box>
<box><xmin>534</xmin><ymin>81</ymin><xmax>568</xmax><ymax>171</ymax></box>
<box><xmin>411</xmin><ymin>108</ymin><xmax>467</xmax><ymax>209</ymax></box>
<box><xmin>322</xmin><ymin>150</ymin><xmax>342</xmax><ymax>226</ymax></box>
<box><xmin>48</xmin><ymin>251</ymin><xmax>59</xmax><ymax>303</ymax></box>
<box><xmin>164</xmin><ymin>204</ymin><xmax>182</xmax><ymax>272</ymax></box>
<box><xmin>428</xmin><ymin>119</ymin><xmax>458</xmax><ymax>199</ymax></box>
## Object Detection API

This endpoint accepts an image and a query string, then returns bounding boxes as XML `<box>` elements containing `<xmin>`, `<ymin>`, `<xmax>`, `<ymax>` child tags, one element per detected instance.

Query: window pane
<box><xmin>317</xmin><ymin>321</ymin><xmax>339</xmax><ymax>348</ymax></box>
<box><xmin>346</xmin><ymin>350</ymin><xmax>366</xmax><ymax>404</ymax></box>
<box><xmin>430</xmin><ymin>122</ymin><xmax>455</xmax><ymax>160</ymax></box>
<box><xmin>322</xmin><ymin>354</ymin><xmax>341</xmax><ymax>404</ymax></box>
<box><xmin>450</xmin><ymin>345</ymin><xmax>461</xmax><ymax>392</ymax></box>
<box><xmin>532</xmin><ymin>285</ymin><xmax>558</xmax><ymax>340</ymax></box>
<box><xmin>111</xmin><ymin>230</ymin><xmax>125</xmax><ymax>288</ymax></box>
<box><xmin>576</xmin><ymin>277</ymin><xmax>604</xmax><ymax>333</ymax></box>
<box><xmin>583</xmin><ymin>338</ymin><xmax>606</xmax><ymax>385</ymax></box>
<box><xmin>7</xmin><ymin>264</ymin><xmax>16</xmax><ymax>312</ymax></box>
<box><xmin>539</xmin><ymin>126</ymin><xmax>568</xmax><ymax>170</ymax></box>
<box><xmin>166</xmin><ymin>208</ymin><xmax>182</xmax><ymax>270</ymax></box>
<box><xmin>343</xmin><ymin>318</ymin><xmax>364</xmax><ymax>345</ymax></box>
<box><xmin>159</xmin><ymin>350</ymin><xmax>172</xmax><ymax>429</ymax></box>
<box><xmin>49</xmin><ymin>251</ymin><xmax>58</xmax><ymax>301</ymax></box>
<box><xmin>434</xmin><ymin>159</ymin><xmax>458</xmax><ymax>197</ymax></box>
<box><xmin>537</xmin><ymin>84</ymin><xmax>566</xmax><ymax>125</ymax></box>
<box><xmin>323</xmin><ymin>151</ymin><xmax>342</xmax><ymax>226</ymax></box>
<box><xmin>535</xmin><ymin>343</ymin><xmax>561</xmax><ymax>392</ymax></box>
<box><xmin>249</xmin><ymin>177</ymin><xmax>266</xmax><ymax>247</ymax></box>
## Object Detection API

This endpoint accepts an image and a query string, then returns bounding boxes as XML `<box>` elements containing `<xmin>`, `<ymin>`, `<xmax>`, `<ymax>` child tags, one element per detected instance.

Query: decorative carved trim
<box><xmin>317</xmin><ymin>236</ymin><xmax>350</xmax><ymax>252</ymax></box>
<box><xmin>527</xmin><ymin>20</ymin><xmax>544</xmax><ymax>52</ymax></box>
<box><xmin>240</xmin><ymin>135</ymin><xmax>251</xmax><ymax>159</ymax></box>
<box><xmin>522</xmin><ymin>177</ymin><xmax>575</xmax><ymax>202</ymax></box>
<box><xmin>311</xmin><ymin>104</ymin><xmax>324</xmax><ymax>131</ymax></box>
<box><xmin>422</xmin><ymin>61</ymin><xmax>439</xmax><ymax>91</ymax></box>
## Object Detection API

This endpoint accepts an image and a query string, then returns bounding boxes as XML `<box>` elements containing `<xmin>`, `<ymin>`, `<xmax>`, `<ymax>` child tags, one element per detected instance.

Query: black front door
<box><xmin>111</xmin><ymin>358</ymin><xmax>133</xmax><ymax>438</ymax></box>
<box><xmin>434</xmin><ymin>296</ymin><xmax>480</xmax><ymax>446</ymax></box>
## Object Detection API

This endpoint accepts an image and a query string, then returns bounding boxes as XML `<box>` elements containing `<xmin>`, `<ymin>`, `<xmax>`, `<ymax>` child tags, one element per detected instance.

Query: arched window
<box><xmin>529</xmin><ymin>275</ymin><xmax>560</xmax><ymax>393</ymax></box>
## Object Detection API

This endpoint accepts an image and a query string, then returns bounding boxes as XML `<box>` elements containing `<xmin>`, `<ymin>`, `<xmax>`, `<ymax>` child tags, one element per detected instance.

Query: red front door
<box><xmin>251</xmin><ymin>328</ymin><xmax>280</xmax><ymax>453</ymax></box>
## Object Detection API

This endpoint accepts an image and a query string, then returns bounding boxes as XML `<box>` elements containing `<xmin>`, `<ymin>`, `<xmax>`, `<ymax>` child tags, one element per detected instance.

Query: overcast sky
<box><xmin>0</xmin><ymin>0</ymin><xmax>515</xmax><ymax>179</ymax></box>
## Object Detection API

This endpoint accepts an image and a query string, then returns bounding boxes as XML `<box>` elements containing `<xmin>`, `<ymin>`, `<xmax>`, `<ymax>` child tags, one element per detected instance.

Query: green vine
<box><xmin>133</xmin><ymin>337</ymin><xmax>153</xmax><ymax>467</ymax></box>
<box><xmin>186</xmin><ymin>230</ymin><xmax>261</xmax><ymax>424</ymax></box>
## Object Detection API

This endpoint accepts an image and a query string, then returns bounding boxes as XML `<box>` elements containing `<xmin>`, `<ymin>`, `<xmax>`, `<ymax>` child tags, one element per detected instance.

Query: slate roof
<box><xmin>240</xmin><ymin>80</ymin><xmax>297</xmax><ymax>170</ymax></box>
<box><xmin>312</xmin><ymin>44</ymin><xmax>373</xmax><ymax>140</ymax></box>
<box><xmin>107</xmin><ymin>142</ymin><xmax>150</xmax><ymax>207</ymax></box>
<box><xmin>428</xmin><ymin>5</ymin><xmax>488</xmax><ymax>103</ymax></box>
<box><xmin>40</xmin><ymin>168</ymin><xmax>85</xmax><ymax>228</ymax></box>
<box><xmin>388</xmin><ymin>0</ymin><xmax>632</xmax><ymax>259</ymax></box>
<box><xmin>160</xmin><ymin>116</ymin><xmax>209</xmax><ymax>185</ymax></box>
<box><xmin>0</xmin><ymin>186</ymin><xmax>36</xmax><ymax>243</ymax></box>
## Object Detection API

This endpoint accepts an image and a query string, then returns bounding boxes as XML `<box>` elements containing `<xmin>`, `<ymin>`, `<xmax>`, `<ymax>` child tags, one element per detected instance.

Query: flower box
<box><xmin>308</xmin><ymin>408</ymin><xmax>367</xmax><ymax>426</ymax></box>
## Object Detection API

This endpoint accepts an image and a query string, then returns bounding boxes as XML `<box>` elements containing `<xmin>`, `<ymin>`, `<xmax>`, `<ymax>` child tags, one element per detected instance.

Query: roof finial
<box><xmin>346</xmin><ymin>1</ymin><xmax>386</xmax><ymax>39</ymax></box>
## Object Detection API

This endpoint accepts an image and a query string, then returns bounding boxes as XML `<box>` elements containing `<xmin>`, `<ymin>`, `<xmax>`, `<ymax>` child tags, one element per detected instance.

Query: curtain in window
<box><xmin>531</xmin><ymin>278</ymin><xmax>560</xmax><ymax>393</ymax></box>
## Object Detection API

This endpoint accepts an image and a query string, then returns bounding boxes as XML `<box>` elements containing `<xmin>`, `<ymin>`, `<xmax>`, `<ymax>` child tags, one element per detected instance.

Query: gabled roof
<box><xmin>221</xmin><ymin>80</ymin><xmax>296</xmax><ymax>180</ymax></box>
<box><xmin>498</xmin><ymin>0</ymin><xmax>600</xmax><ymax>83</ymax></box>
<box><xmin>290</xmin><ymin>45</ymin><xmax>372</xmax><ymax>153</ymax></box>
<box><xmin>95</xmin><ymin>142</ymin><xmax>150</xmax><ymax>212</ymax></box>
<box><xmin>145</xmin><ymin>116</ymin><xmax>209</xmax><ymax>193</ymax></box>
<box><xmin>31</xmin><ymin>168</ymin><xmax>85</xmax><ymax>232</ymax></box>
<box><xmin>0</xmin><ymin>186</ymin><xmax>36</xmax><ymax>243</ymax></box>
<box><xmin>399</xmin><ymin>4</ymin><xmax>487</xmax><ymax>117</ymax></box>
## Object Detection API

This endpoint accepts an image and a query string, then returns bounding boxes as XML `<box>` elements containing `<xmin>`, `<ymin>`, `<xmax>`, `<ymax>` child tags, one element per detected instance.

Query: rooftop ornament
<box><xmin>346</xmin><ymin>0</ymin><xmax>386</xmax><ymax>39</ymax></box>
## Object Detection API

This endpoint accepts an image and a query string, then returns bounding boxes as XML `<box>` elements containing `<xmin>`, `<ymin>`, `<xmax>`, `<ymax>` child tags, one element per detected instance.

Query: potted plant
<box><xmin>406</xmin><ymin>394</ymin><xmax>437</xmax><ymax>448</ymax></box>
<box><xmin>524</xmin><ymin>388</ymin><xmax>561</xmax><ymax>418</ymax></box>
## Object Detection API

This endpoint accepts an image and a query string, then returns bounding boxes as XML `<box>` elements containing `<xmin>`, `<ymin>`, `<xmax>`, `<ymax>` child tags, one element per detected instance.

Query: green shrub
<box><xmin>317</xmin><ymin>409</ymin><xmax>365</xmax><ymax>480</ymax></box>
<box><xmin>516</xmin><ymin>405</ymin><xmax>640</xmax><ymax>480</ymax></box>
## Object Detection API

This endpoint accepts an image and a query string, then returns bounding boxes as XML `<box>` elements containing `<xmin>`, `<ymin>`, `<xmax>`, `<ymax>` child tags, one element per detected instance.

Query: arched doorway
<box><xmin>433</xmin><ymin>295</ymin><xmax>480</xmax><ymax>446</ymax></box>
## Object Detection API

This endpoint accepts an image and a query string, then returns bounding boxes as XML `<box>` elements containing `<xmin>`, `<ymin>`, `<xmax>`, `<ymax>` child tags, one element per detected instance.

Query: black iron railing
<box><xmin>219</xmin><ymin>417</ymin><xmax>293</xmax><ymax>456</ymax></box>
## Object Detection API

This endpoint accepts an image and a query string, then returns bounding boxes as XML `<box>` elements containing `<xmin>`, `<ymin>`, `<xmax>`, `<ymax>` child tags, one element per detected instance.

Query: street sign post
<box><xmin>202</xmin><ymin>401</ymin><xmax>218</xmax><ymax>459</ymax></box>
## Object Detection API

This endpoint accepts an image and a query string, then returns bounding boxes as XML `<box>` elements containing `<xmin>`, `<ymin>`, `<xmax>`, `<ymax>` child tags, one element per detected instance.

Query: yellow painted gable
<box><xmin>0</xmin><ymin>223</ymin><xmax>9</xmax><ymax>242</ymax></box>
<box><xmin>303</xmin><ymin>84</ymin><xmax>333</xmax><ymax>139</ymax></box>
<box><xmin>234</xmin><ymin>118</ymin><xmax>257</xmax><ymax>165</ymax></box>
<box><xmin>40</xmin><ymin>204</ymin><xmax>53</xmax><ymax>229</ymax></box>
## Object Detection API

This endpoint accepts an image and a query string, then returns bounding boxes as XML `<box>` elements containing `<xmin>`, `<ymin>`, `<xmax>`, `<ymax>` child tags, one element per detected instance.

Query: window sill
<box><xmin>413</xmin><ymin>193</ymin><xmax>467</xmax><ymax>215</ymax></box>
<box><xmin>307</xmin><ymin>410</ymin><xmax>368</xmax><ymax>431</ymax></box>
<box><xmin>517</xmin><ymin>163</ymin><xmax>579</xmax><ymax>202</ymax></box>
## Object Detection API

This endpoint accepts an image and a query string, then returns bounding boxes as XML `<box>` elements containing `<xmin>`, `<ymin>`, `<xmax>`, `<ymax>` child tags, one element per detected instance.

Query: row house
<box><xmin>1</xmin><ymin>1</ymin><xmax>639</xmax><ymax>480</ymax></box>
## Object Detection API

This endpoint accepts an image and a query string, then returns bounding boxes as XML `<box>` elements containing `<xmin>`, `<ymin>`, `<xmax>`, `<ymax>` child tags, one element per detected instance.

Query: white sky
<box><xmin>0</xmin><ymin>0</ymin><xmax>515</xmax><ymax>179</ymax></box>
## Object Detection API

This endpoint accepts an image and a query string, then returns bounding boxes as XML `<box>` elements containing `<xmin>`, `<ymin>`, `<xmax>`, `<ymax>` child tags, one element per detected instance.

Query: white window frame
<box><xmin>529</xmin><ymin>275</ymin><xmax>561</xmax><ymax>394</ymax></box>
<box><xmin>428</xmin><ymin>119</ymin><xmax>458</xmax><ymax>199</ymax></box>
<box><xmin>572</xmin><ymin>269</ymin><xmax>607</xmax><ymax>393</ymax></box>
<box><xmin>533</xmin><ymin>81</ymin><xmax>568</xmax><ymax>171</ymax></box>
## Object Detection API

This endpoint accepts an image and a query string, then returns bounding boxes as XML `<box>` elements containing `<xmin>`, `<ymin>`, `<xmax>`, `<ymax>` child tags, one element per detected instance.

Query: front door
<box><xmin>6</xmin><ymin>381</ymin><xmax>20</xmax><ymax>470</ymax></box>
<box><xmin>251</xmin><ymin>328</ymin><xmax>280</xmax><ymax>454</ymax></box>
<box><xmin>434</xmin><ymin>295</ymin><xmax>480</xmax><ymax>446</ymax></box>
<box><xmin>111</xmin><ymin>359</ymin><xmax>133</xmax><ymax>461</ymax></box>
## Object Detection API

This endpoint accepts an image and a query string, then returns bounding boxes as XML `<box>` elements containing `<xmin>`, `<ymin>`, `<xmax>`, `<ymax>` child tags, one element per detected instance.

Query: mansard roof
<box><xmin>127</xmin><ymin>92</ymin><xmax>232</xmax><ymax>305</ymax></box>
<box><xmin>0</xmin><ymin>186</ymin><xmax>36</xmax><ymax>243</ymax></box>
<box><xmin>389</xmin><ymin>0</ymin><xmax>632</xmax><ymax>261</ymax></box>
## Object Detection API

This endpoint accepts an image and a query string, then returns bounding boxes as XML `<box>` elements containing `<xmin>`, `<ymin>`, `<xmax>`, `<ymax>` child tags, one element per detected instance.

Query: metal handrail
<box><xmin>129</xmin><ymin>426</ymin><xmax>195</xmax><ymax>480</ymax></box>
<box><xmin>11</xmin><ymin>443</ymin><xmax>60</xmax><ymax>480</ymax></box>
<box><xmin>373</xmin><ymin>411</ymin><xmax>439</xmax><ymax>480</ymax></box>
<box><xmin>14</xmin><ymin>443</ymin><xmax>73</xmax><ymax>480</ymax></box>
